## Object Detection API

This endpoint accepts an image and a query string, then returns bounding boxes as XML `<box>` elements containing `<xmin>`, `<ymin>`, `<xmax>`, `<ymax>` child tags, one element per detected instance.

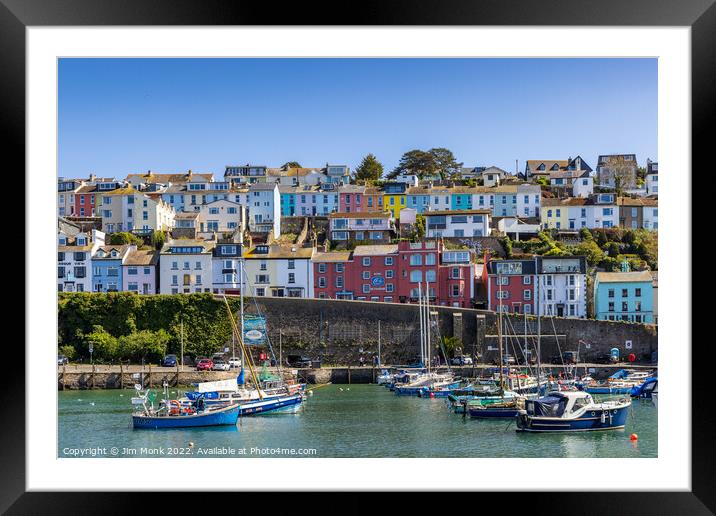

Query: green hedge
<box><xmin>58</xmin><ymin>292</ymin><xmax>244</xmax><ymax>361</ymax></box>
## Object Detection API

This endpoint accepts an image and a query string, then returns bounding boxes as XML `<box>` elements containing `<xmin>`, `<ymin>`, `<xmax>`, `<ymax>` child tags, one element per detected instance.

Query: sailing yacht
<box><xmin>394</xmin><ymin>282</ymin><xmax>458</xmax><ymax>396</ymax></box>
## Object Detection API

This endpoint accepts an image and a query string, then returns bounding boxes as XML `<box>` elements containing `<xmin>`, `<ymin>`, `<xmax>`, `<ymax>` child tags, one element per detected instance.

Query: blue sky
<box><xmin>58</xmin><ymin>58</ymin><xmax>657</xmax><ymax>177</ymax></box>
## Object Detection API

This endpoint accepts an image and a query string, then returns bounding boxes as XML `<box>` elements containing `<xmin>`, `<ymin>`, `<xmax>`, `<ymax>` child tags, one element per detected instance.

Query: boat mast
<box><xmin>497</xmin><ymin>271</ymin><xmax>504</xmax><ymax>397</ymax></box>
<box><xmin>535</xmin><ymin>257</ymin><xmax>542</xmax><ymax>392</ymax></box>
<box><xmin>418</xmin><ymin>282</ymin><xmax>424</xmax><ymax>367</ymax></box>
<box><xmin>378</xmin><ymin>320</ymin><xmax>381</xmax><ymax>367</ymax></box>
<box><xmin>425</xmin><ymin>280</ymin><xmax>431</xmax><ymax>374</ymax></box>
<box><xmin>222</xmin><ymin>294</ymin><xmax>263</xmax><ymax>399</ymax></box>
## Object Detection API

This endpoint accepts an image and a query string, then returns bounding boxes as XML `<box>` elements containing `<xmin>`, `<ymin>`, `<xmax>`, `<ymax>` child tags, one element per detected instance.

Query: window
<box><xmin>451</xmin><ymin>267</ymin><xmax>460</xmax><ymax>279</ymax></box>
<box><xmin>288</xmin><ymin>259</ymin><xmax>295</xmax><ymax>270</ymax></box>
<box><xmin>336</xmin><ymin>276</ymin><xmax>344</xmax><ymax>288</ymax></box>
<box><xmin>318</xmin><ymin>277</ymin><xmax>326</xmax><ymax>288</ymax></box>
<box><xmin>452</xmin><ymin>285</ymin><xmax>460</xmax><ymax>297</ymax></box>
<box><xmin>635</xmin><ymin>288</ymin><xmax>641</xmax><ymax>297</ymax></box>
<box><xmin>622</xmin><ymin>288</ymin><xmax>628</xmax><ymax>297</ymax></box>
<box><xmin>362</xmin><ymin>257</ymin><xmax>371</xmax><ymax>266</ymax></box>
<box><xmin>362</xmin><ymin>271</ymin><xmax>370</xmax><ymax>280</ymax></box>
<box><xmin>385</xmin><ymin>257</ymin><xmax>393</xmax><ymax>266</ymax></box>
<box><xmin>622</xmin><ymin>301</ymin><xmax>628</xmax><ymax>312</ymax></box>
<box><xmin>288</xmin><ymin>273</ymin><xmax>295</xmax><ymax>284</ymax></box>
<box><xmin>128</xmin><ymin>267</ymin><xmax>138</xmax><ymax>275</ymax></box>
<box><xmin>386</xmin><ymin>270</ymin><xmax>394</xmax><ymax>279</ymax></box>
<box><xmin>58</xmin><ymin>252</ymin><xmax>65</xmax><ymax>261</ymax></box>
<box><xmin>608</xmin><ymin>302</ymin><xmax>614</xmax><ymax>312</ymax></box>
<box><xmin>410</xmin><ymin>270</ymin><xmax>422</xmax><ymax>283</ymax></box>
<box><xmin>635</xmin><ymin>301</ymin><xmax>642</xmax><ymax>312</ymax></box>
<box><xmin>523</xmin><ymin>276</ymin><xmax>531</xmax><ymax>285</ymax></box>
<box><xmin>58</xmin><ymin>266</ymin><xmax>65</xmax><ymax>279</ymax></box>
<box><xmin>608</xmin><ymin>288</ymin><xmax>614</xmax><ymax>298</ymax></box>
<box><xmin>410</xmin><ymin>254</ymin><xmax>423</xmax><ymax>266</ymax></box>
<box><xmin>524</xmin><ymin>289</ymin><xmax>532</xmax><ymax>300</ymax></box>
<box><xmin>497</xmin><ymin>276</ymin><xmax>509</xmax><ymax>286</ymax></box>
<box><xmin>336</xmin><ymin>263</ymin><xmax>344</xmax><ymax>273</ymax></box>
<box><xmin>496</xmin><ymin>291</ymin><xmax>509</xmax><ymax>299</ymax></box>
<box><xmin>318</xmin><ymin>263</ymin><xmax>327</xmax><ymax>273</ymax></box>
<box><xmin>426</xmin><ymin>270</ymin><xmax>436</xmax><ymax>282</ymax></box>
<box><xmin>363</xmin><ymin>284</ymin><xmax>370</xmax><ymax>293</ymax></box>
<box><xmin>386</xmin><ymin>284</ymin><xmax>394</xmax><ymax>292</ymax></box>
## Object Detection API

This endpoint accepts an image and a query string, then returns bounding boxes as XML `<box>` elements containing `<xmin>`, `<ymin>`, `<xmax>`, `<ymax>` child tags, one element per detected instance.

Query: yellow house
<box><xmin>540</xmin><ymin>198</ymin><xmax>569</xmax><ymax>230</ymax></box>
<box><xmin>383</xmin><ymin>193</ymin><xmax>406</xmax><ymax>219</ymax></box>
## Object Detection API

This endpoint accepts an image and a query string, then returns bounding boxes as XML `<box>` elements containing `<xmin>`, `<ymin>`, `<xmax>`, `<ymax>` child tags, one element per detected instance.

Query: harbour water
<box><xmin>58</xmin><ymin>384</ymin><xmax>657</xmax><ymax>458</ymax></box>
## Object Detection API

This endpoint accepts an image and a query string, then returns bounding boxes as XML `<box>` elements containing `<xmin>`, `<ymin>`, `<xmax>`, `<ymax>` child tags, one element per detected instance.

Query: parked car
<box><xmin>228</xmin><ymin>357</ymin><xmax>242</xmax><ymax>369</ymax></box>
<box><xmin>196</xmin><ymin>358</ymin><xmax>214</xmax><ymax>371</ymax></box>
<box><xmin>162</xmin><ymin>354</ymin><xmax>178</xmax><ymax>367</ymax></box>
<box><xmin>551</xmin><ymin>351</ymin><xmax>578</xmax><ymax>364</ymax></box>
<box><xmin>212</xmin><ymin>360</ymin><xmax>230</xmax><ymax>371</ymax></box>
<box><xmin>286</xmin><ymin>355</ymin><xmax>312</xmax><ymax>368</ymax></box>
<box><xmin>591</xmin><ymin>352</ymin><xmax>616</xmax><ymax>364</ymax></box>
<box><xmin>451</xmin><ymin>355</ymin><xmax>473</xmax><ymax>366</ymax></box>
<box><xmin>494</xmin><ymin>354</ymin><xmax>516</xmax><ymax>366</ymax></box>
<box><xmin>57</xmin><ymin>354</ymin><xmax>69</xmax><ymax>365</ymax></box>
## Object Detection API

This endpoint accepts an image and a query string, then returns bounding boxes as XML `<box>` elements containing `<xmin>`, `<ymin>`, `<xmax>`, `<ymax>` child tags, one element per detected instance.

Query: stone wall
<box><xmin>244</xmin><ymin>297</ymin><xmax>657</xmax><ymax>365</ymax></box>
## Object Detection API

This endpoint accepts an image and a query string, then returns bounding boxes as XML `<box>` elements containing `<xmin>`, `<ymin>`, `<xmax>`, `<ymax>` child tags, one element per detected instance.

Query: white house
<box><xmin>536</xmin><ymin>256</ymin><xmax>588</xmax><ymax>318</ymax></box>
<box><xmin>645</xmin><ymin>160</ymin><xmax>658</xmax><ymax>196</ymax></box>
<box><xmin>642</xmin><ymin>202</ymin><xmax>658</xmax><ymax>231</ymax></box>
<box><xmin>549</xmin><ymin>170</ymin><xmax>593</xmax><ymax>198</ymax></box>
<box><xmin>242</xmin><ymin>244</ymin><xmax>315</xmax><ymax>298</ymax></box>
<box><xmin>58</xmin><ymin>228</ymin><xmax>105</xmax><ymax>293</ymax></box>
<box><xmin>425</xmin><ymin>209</ymin><xmax>491</xmax><ymax>238</ymax></box>
<box><xmin>197</xmin><ymin>199</ymin><xmax>246</xmax><ymax>237</ymax></box>
<box><xmin>247</xmin><ymin>183</ymin><xmax>281</xmax><ymax>236</ymax></box>
<box><xmin>211</xmin><ymin>233</ymin><xmax>244</xmax><ymax>295</ymax></box>
<box><xmin>480</xmin><ymin>166</ymin><xmax>507</xmax><ymax>187</ymax></box>
<box><xmin>541</xmin><ymin>193</ymin><xmax>618</xmax><ymax>230</ymax></box>
<box><xmin>159</xmin><ymin>239</ymin><xmax>216</xmax><ymax>294</ymax></box>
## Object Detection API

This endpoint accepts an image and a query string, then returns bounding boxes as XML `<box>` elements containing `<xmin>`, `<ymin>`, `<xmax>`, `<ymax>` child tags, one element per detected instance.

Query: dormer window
<box><xmin>59</xmin><ymin>237</ymin><xmax>66</xmax><ymax>245</ymax></box>
<box><xmin>77</xmin><ymin>238</ymin><xmax>86</xmax><ymax>246</ymax></box>
<box><xmin>537</xmin><ymin>164</ymin><xmax>545</xmax><ymax>171</ymax></box>
<box><xmin>111</xmin><ymin>250</ymin><xmax>118</xmax><ymax>257</ymax></box>
<box><xmin>97</xmin><ymin>250</ymin><xmax>105</xmax><ymax>257</ymax></box>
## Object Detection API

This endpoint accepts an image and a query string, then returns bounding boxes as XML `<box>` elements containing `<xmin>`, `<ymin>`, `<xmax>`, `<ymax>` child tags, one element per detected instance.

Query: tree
<box><xmin>151</xmin><ymin>230</ymin><xmax>166</xmax><ymax>250</ymax></box>
<box><xmin>601</xmin><ymin>156</ymin><xmax>636</xmax><ymax>195</ymax></box>
<box><xmin>429</xmin><ymin>147</ymin><xmax>463</xmax><ymax>179</ymax></box>
<box><xmin>353</xmin><ymin>154</ymin><xmax>384</xmax><ymax>183</ymax></box>
<box><xmin>281</xmin><ymin>161</ymin><xmax>302</xmax><ymax>169</ymax></box>
<box><xmin>388</xmin><ymin>149</ymin><xmax>437</xmax><ymax>180</ymax></box>
<box><xmin>108</xmin><ymin>232</ymin><xmax>143</xmax><ymax>247</ymax></box>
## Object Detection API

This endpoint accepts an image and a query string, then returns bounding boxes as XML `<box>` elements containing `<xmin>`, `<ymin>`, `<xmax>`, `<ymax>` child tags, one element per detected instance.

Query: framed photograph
<box><xmin>5</xmin><ymin>0</ymin><xmax>708</xmax><ymax>511</ymax></box>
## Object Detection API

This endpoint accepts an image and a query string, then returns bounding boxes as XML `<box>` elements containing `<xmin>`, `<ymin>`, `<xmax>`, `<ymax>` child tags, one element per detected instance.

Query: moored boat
<box><xmin>131</xmin><ymin>389</ymin><xmax>240</xmax><ymax>429</ymax></box>
<box><xmin>516</xmin><ymin>391</ymin><xmax>631</xmax><ymax>432</ymax></box>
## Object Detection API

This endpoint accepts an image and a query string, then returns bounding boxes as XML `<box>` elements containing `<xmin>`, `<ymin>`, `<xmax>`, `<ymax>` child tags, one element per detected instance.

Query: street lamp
<box><xmin>88</xmin><ymin>341</ymin><xmax>94</xmax><ymax>366</ymax></box>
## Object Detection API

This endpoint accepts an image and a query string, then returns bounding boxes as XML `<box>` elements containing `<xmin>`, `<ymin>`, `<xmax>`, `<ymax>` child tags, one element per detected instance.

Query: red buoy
<box><xmin>630</xmin><ymin>433</ymin><xmax>638</xmax><ymax>441</ymax></box>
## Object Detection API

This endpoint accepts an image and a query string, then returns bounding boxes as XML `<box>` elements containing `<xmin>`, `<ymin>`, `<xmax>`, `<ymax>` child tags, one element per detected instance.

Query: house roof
<box><xmin>616</xmin><ymin>197</ymin><xmax>658</xmax><ymax>207</ymax></box>
<box><xmin>526</xmin><ymin>160</ymin><xmax>569</xmax><ymax>172</ymax></box>
<box><xmin>312</xmin><ymin>251</ymin><xmax>352</xmax><ymax>262</ymax></box>
<box><xmin>352</xmin><ymin>244</ymin><xmax>399</xmax><ymax>256</ymax></box>
<box><xmin>549</xmin><ymin>169</ymin><xmax>590</xmax><ymax>180</ymax></box>
<box><xmin>595</xmin><ymin>271</ymin><xmax>654</xmax><ymax>283</ymax></box>
<box><xmin>160</xmin><ymin>239</ymin><xmax>215</xmax><ymax>253</ymax></box>
<box><xmin>125</xmin><ymin>171</ymin><xmax>214</xmax><ymax>184</ymax></box>
<box><xmin>124</xmin><ymin>249</ymin><xmax>159</xmax><ymax>266</ymax></box>
<box><xmin>93</xmin><ymin>245</ymin><xmax>132</xmax><ymax>259</ymax></box>
<box><xmin>175</xmin><ymin>211</ymin><xmax>200</xmax><ymax>219</ymax></box>
<box><xmin>338</xmin><ymin>185</ymin><xmax>367</xmax><ymax>194</ymax></box>
<box><xmin>248</xmin><ymin>183</ymin><xmax>279</xmax><ymax>191</ymax></box>
<box><xmin>244</xmin><ymin>245</ymin><xmax>314</xmax><ymax>259</ymax></box>
<box><xmin>101</xmin><ymin>187</ymin><xmax>141</xmax><ymax>196</ymax></box>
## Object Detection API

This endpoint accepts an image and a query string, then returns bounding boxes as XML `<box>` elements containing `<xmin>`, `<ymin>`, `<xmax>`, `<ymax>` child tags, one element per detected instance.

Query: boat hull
<box><xmin>516</xmin><ymin>404</ymin><xmax>630</xmax><ymax>432</ymax></box>
<box><xmin>239</xmin><ymin>394</ymin><xmax>303</xmax><ymax>416</ymax></box>
<box><xmin>584</xmin><ymin>386</ymin><xmax>633</xmax><ymax>395</ymax></box>
<box><xmin>133</xmin><ymin>404</ymin><xmax>240</xmax><ymax>429</ymax></box>
<box><xmin>468</xmin><ymin>406</ymin><xmax>521</xmax><ymax>419</ymax></box>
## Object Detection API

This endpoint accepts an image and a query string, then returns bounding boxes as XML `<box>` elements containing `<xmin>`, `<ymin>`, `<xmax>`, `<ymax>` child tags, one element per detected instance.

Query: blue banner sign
<box><xmin>243</xmin><ymin>315</ymin><xmax>267</xmax><ymax>346</ymax></box>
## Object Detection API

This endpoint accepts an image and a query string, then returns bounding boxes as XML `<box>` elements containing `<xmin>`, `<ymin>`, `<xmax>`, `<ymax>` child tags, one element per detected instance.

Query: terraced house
<box><xmin>425</xmin><ymin>209</ymin><xmax>491</xmax><ymax>238</ymax></box>
<box><xmin>242</xmin><ymin>244</ymin><xmax>315</xmax><ymax>298</ymax></box>
<box><xmin>58</xmin><ymin>225</ymin><xmax>105</xmax><ymax>293</ymax></box>
<box><xmin>328</xmin><ymin>211</ymin><xmax>395</xmax><ymax>245</ymax></box>
<box><xmin>594</xmin><ymin>270</ymin><xmax>654</xmax><ymax>323</ymax></box>
<box><xmin>100</xmin><ymin>187</ymin><xmax>175</xmax><ymax>234</ymax></box>
<box><xmin>159</xmin><ymin>239</ymin><xmax>215</xmax><ymax>294</ymax></box>
<box><xmin>122</xmin><ymin>249</ymin><xmax>159</xmax><ymax>294</ymax></box>
<box><xmin>541</xmin><ymin>193</ymin><xmax>618</xmax><ymax>230</ymax></box>
<box><xmin>617</xmin><ymin>197</ymin><xmax>659</xmax><ymax>230</ymax></box>
<box><xmin>91</xmin><ymin>244</ymin><xmax>134</xmax><ymax>292</ymax></box>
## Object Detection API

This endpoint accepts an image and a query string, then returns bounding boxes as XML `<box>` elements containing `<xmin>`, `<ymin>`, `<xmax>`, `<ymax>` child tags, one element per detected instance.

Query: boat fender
<box><xmin>600</xmin><ymin>411</ymin><xmax>607</xmax><ymax>424</ymax></box>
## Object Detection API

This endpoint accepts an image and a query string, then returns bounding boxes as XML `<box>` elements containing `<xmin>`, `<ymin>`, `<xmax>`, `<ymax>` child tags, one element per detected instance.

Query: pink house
<box><xmin>122</xmin><ymin>249</ymin><xmax>159</xmax><ymax>294</ymax></box>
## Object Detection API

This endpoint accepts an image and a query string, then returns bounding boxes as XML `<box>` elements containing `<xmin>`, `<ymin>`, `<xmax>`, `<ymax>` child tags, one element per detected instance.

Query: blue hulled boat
<box><xmin>516</xmin><ymin>391</ymin><xmax>631</xmax><ymax>432</ymax></box>
<box><xmin>132</xmin><ymin>393</ymin><xmax>240</xmax><ymax>429</ymax></box>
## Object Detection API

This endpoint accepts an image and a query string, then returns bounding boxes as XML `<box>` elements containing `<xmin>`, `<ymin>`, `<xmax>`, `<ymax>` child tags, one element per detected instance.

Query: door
<box><xmin>557</xmin><ymin>306</ymin><xmax>564</xmax><ymax>317</ymax></box>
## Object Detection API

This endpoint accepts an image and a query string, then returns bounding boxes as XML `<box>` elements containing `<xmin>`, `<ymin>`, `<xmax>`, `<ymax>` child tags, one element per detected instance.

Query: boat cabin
<box><xmin>524</xmin><ymin>391</ymin><xmax>594</xmax><ymax>418</ymax></box>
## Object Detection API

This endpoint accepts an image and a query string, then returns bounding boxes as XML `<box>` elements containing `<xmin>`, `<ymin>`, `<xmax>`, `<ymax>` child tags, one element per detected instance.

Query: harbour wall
<box><xmin>244</xmin><ymin>297</ymin><xmax>658</xmax><ymax>366</ymax></box>
<box><xmin>58</xmin><ymin>364</ymin><xmax>655</xmax><ymax>389</ymax></box>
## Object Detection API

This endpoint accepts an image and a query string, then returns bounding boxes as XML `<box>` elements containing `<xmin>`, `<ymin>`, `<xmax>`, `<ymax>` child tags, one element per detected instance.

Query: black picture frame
<box><xmin>4</xmin><ymin>0</ymin><xmax>708</xmax><ymax>513</ymax></box>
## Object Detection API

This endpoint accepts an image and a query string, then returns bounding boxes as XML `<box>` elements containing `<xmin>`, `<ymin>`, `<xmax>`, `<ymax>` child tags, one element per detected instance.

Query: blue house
<box><xmin>91</xmin><ymin>245</ymin><xmax>133</xmax><ymax>292</ymax></box>
<box><xmin>280</xmin><ymin>187</ymin><xmax>297</xmax><ymax>217</ymax></box>
<box><xmin>593</xmin><ymin>270</ymin><xmax>654</xmax><ymax>323</ymax></box>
